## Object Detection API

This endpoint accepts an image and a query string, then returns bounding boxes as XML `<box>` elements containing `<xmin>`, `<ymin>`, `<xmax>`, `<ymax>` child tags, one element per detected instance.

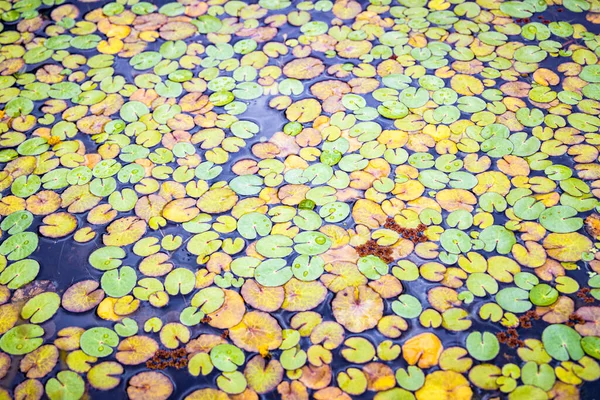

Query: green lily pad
<box><xmin>46</xmin><ymin>371</ymin><xmax>85</xmax><ymax>400</ymax></box>
<box><xmin>466</xmin><ymin>331</ymin><xmax>499</xmax><ymax>361</ymax></box>
<box><xmin>80</xmin><ymin>327</ymin><xmax>119</xmax><ymax>358</ymax></box>
<box><xmin>0</xmin><ymin>324</ymin><xmax>44</xmax><ymax>355</ymax></box>
<box><xmin>210</xmin><ymin>344</ymin><xmax>244</xmax><ymax>372</ymax></box>
<box><xmin>542</xmin><ymin>324</ymin><xmax>584</xmax><ymax>361</ymax></box>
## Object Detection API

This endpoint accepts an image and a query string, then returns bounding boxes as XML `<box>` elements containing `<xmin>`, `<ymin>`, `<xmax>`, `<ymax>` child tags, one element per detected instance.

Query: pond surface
<box><xmin>0</xmin><ymin>0</ymin><xmax>600</xmax><ymax>399</ymax></box>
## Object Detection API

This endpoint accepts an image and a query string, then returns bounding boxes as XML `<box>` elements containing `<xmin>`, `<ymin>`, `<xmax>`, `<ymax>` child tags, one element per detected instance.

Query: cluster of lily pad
<box><xmin>1</xmin><ymin>0</ymin><xmax>600</xmax><ymax>398</ymax></box>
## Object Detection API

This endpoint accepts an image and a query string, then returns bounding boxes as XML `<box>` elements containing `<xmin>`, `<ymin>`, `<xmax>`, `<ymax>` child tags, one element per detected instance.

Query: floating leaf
<box><xmin>88</xmin><ymin>361</ymin><xmax>123</xmax><ymax>391</ymax></box>
<box><xmin>402</xmin><ymin>333</ymin><xmax>443</xmax><ymax>369</ymax></box>
<box><xmin>46</xmin><ymin>371</ymin><xmax>85</xmax><ymax>400</ymax></box>
<box><xmin>21</xmin><ymin>292</ymin><xmax>60</xmax><ymax>323</ymax></box>
<box><xmin>210</xmin><ymin>344</ymin><xmax>245</xmax><ymax>372</ymax></box>
<box><xmin>466</xmin><ymin>331</ymin><xmax>499</xmax><ymax>361</ymax></box>
<box><xmin>80</xmin><ymin>327</ymin><xmax>119</xmax><ymax>358</ymax></box>
<box><xmin>0</xmin><ymin>324</ymin><xmax>44</xmax><ymax>355</ymax></box>
<box><xmin>20</xmin><ymin>345</ymin><xmax>58</xmax><ymax>379</ymax></box>
<box><xmin>332</xmin><ymin>286</ymin><xmax>383</xmax><ymax>333</ymax></box>
<box><xmin>127</xmin><ymin>371</ymin><xmax>173</xmax><ymax>400</ymax></box>
<box><xmin>116</xmin><ymin>335</ymin><xmax>158</xmax><ymax>365</ymax></box>
<box><xmin>542</xmin><ymin>324</ymin><xmax>584</xmax><ymax>362</ymax></box>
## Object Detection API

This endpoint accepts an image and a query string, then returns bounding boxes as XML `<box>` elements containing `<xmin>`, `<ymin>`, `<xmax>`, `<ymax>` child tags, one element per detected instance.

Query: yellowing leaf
<box><xmin>415</xmin><ymin>370</ymin><xmax>473</xmax><ymax>400</ymax></box>
<box><xmin>282</xmin><ymin>279</ymin><xmax>327</xmax><ymax>311</ymax></box>
<box><xmin>197</xmin><ymin>188</ymin><xmax>238</xmax><ymax>214</ymax></box>
<box><xmin>116</xmin><ymin>335</ymin><xmax>159</xmax><ymax>365</ymax></box>
<box><xmin>103</xmin><ymin>217</ymin><xmax>147</xmax><ymax>247</ymax></box>
<box><xmin>229</xmin><ymin>311</ymin><xmax>282</xmax><ymax>353</ymax></box>
<box><xmin>543</xmin><ymin>233</ymin><xmax>592</xmax><ymax>262</ymax></box>
<box><xmin>332</xmin><ymin>285</ymin><xmax>383</xmax><ymax>333</ymax></box>
<box><xmin>402</xmin><ymin>333</ymin><xmax>443</xmax><ymax>369</ymax></box>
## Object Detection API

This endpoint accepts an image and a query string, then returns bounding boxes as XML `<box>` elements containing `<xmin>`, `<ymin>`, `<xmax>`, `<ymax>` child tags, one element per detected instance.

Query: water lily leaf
<box><xmin>543</xmin><ymin>233</ymin><xmax>592</xmax><ymax>262</ymax></box>
<box><xmin>127</xmin><ymin>371</ymin><xmax>173</xmax><ymax>400</ymax></box>
<box><xmin>521</xmin><ymin>362</ymin><xmax>555</xmax><ymax>391</ymax></box>
<box><xmin>256</xmin><ymin>235</ymin><xmax>293</xmax><ymax>258</ymax></box>
<box><xmin>230</xmin><ymin>311</ymin><xmax>282</xmax><ymax>352</ymax></box>
<box><xmin>46</xmin><ymin>371</ymin><xmax>85</xmax><ymax>400</ymax></box>
<box><xmin>115</xmin><ymin>318</ymin><xmax>138</xmax><ymax>337</ymax></box>
<box><xmin>442</xmin><ymin>308</ymin><xmax>472</xmax><ymax>332</ymax></box>
<box><xmin>291</xmin><ymin>255</ymin><xmax>325</xmax><ymax>282</ymax></box>
<box><xmin>237</xmin><ymin>212</ymin><xmax>272</xmax><ymax>240</ymax></box>
<box><xmin>393</xmin><ymin>261</ymin><xmax>419</xmax><ymax>281</ymax></box>
<box><xmin>529</xmin><ymin>284</ymin><xmax>559</xmax><ymax>307</ymax></box>
<box><xmin>515</xmin><ymin>46</ymin><xmax>547</xmax><ymax>63</ymax></box>
<box><xmin>440</xmin><ymin>228</ymin><xmax>472</xmax><ymax>254</ymax></box>
<box><xmin>0</xmin><ymin>324</ymin><xmax>44</xmax><ymax>355</ymax></box>
<box><xmin>392</xmin><ymin>294</ymin><xmax>422</xmax><ymax>319</ymax></box>
<box><xmin>466</xmin><ymin>273</ymin><xmax>498</xmax><ymax>297</ymax></box>
<box><xmin>341</xmin><ymin>337</ymin><xmax>376</xmax><ymax>364</ymax></box>
<box><xmin>496</xmin><ymin>287</ymin><xmax>532</xmax><ymax>313</ymax></box>
<box><xmin>281</xmin><ymin>346</ymin><xmax>307</xmax><ymax>371</ymax></box>
<box><xmin>542</xmin><ymin>324</ymin><xmax>584</xmax><ymax>361</ymax></box>
<box><xmin>180</xmin><ymin>306</ymin><xmax>204</xmax><ymax>326</ymax></box>
<box><xmin>1</xmin><ymin>210</ymin><xmax>33</xmax><ymax>234</ymax></box>
<box><xmin>358</xmin><ymin>255</ymin><xmax>389</xmax><ymax>280</ymax></box>
<box><xmin>164</xmin><ymin>268</ymin><xmax>195</xmax><ymax>296</ymax></box>
<box><xmin>0</xmin><ymin>304</ymin><xmax>19</xmax><ymax>335</ymax></box>
<box><xmin>396</xmin><ymin>366</ymin><xmax>425</xmax><ymax>391</ymax></box>
<box><xmin>402</xmin><ymin>333</ymin><xmax>443</xmax><ymax>369</ymax></box>
<box><xmin>468</xmin><ymin>364</ymin><xmax>501</xmax><ymax>390</ymax></box>
<box><xmin>500</xmin><ymin>1</ymin><xmax>535</xmax><ymax>17</ymax></box>
<box><xmin>210</xmin><ymin>344</ymin><xmax>245</xmax><ymax>372</ymax></box>
<box><xmin>229</xmin><ymin>176</ymin><xmax>263</xmax><ymax>196</ymax></box>
<box><xmin>191</xmin><ymin>287</ymin><xmax>225</xmax><ymax>313</ymax></box>
<box><xmin>466</xmin><ymin>331</ymin><xmax>499</xmax><ymax>361</ymax></box>
<box><xmin>20</xmin><ymin>344</ymin><xmax>58</xmax><ymax>379</ymax></box>
<box><xmin>196</xmin><ymin>14</ymin><xmax>223</xmax><ymax>33</ymax></box>
<box><xmin>101</xmin><ymin>266</ymin><xmax>137</xmax><ymax>298</ymax></box>
<box><xmin>80</xmin><ymin>327</ymin><xmax>119</xmax><ymax>358</ymax></box>
<box><xmin>416</xmin><ymin>370</ymin><xmax>472</xmax><ymax>400</ymax></box>
<box><xmin>244</xmin><ymin>355</ymin><xmax>284</xmax><ymax>394</ymax></box>
<box><xmin>217</xmin><ymin>370</ymin><xmax>247</xmax><ymax>395</ymax></box>
<box><xmin>539</xmin><ymin>206</ymin><xmax>583</xmax><ymax>233</ymax></box>
<box><xmin>515</xmin><ymin>272</ymin><xmax>539</xmax><ymax>290</ymax></box>
<box><xmin>573</xmin><ymin>307</ymin><xmax>600</xmax><ymax>336</ymax></box>
<box><xmin>333</xmin><ymin>286</ymin><xmax>383</xmax><ymax>333</ymax></box>
<box><xmin>479</xmin><ymin>226</ymin><xmax>516</xmax><ymax>255</ymax></box>
<box><xmin>0</xmin><ymin>259</ymin><xmax>39</xmax><ymax>289</ymax></box>
<box><xmin>88</xmin><ymin>361</ymin><xmax>123</xmax><ymax>391</ymax></box>
<box><xmin>116</xmin><ymin>335</ymin><xmax>158</xmax><ymax>365</ymax></box>
<box><xmin>48</xmin><ymin>82</ymin><xmax>82</xmax><ymax>100</ymax></box>
<box><xmin>0</xmin><ymin>231</ymin><xmax>38</xmax><ymax>261</ymax></box>
<box><xmin>103</xmin><ymin>217</ymin><xmax>147</xmax><ymax>247</ymax></box>
<box><xmin>255</xmin><ymin>259</ymin><xmax>293</xmax><ymax>287</ymax></box>
<box><xmin>21</xmin><ymin>292</ymin><xmax>60</xmax><ymax>323</ymax></box>
<box><xmin>197</xmin><ymin>187</ymin><xmax>238</xmax><ymax>213</ymax></box>
<box><xmin>160</xmin><ymin>323</ymin><xmax>190</xmax><ymax>349</ymax></box>
<box><xmin>39</xmin><ymin>212</ymin><xmax>77</xmax><ymax>238</ymax></box>
<box><xmin>507</xmin><ymin>385</ymin><xmax>548</xmax><ymax>400</ymax></box>
<box><xmin>89</xmin><ymin>246</ymin><xmax>126</xmax><ymax>271</ymax></box>
<box><xmin>293</xmin><ymin>231</ymin><xmax>331</xmax><ymax>255</ymax></box>
<box><xmin>582</xmin><ymin>337</ymin><xmax>600</xmax><ymax>360</ymax></box>
<box><xmin>293</xmin><ymin>209</ymin><xmax>323</xmax><ymax>230</ymax></box>
<box><xmin>188</xmin><ymin>352</ymin><xmax>214</xmax><ymax>377</ymax></box>
<box><xmin>284</xmin><ymin>57</ymin><xmax>325</xmax><ymax>80</ymax></box>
